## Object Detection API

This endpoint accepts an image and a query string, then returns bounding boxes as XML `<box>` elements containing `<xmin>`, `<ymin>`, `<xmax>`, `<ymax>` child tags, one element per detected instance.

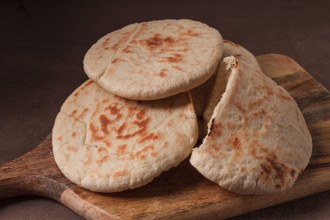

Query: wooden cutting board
<box><xmin>1</xmin><ymin>54</ymin><xmax>330</xmax><ymax>219</ymax></box>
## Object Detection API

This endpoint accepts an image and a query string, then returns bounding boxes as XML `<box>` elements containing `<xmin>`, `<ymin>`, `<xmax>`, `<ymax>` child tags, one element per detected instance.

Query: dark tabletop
<box><xmin>1</xmin><ymin>0</ymin><xmax>330</xmax><ymax>219</ymax></box>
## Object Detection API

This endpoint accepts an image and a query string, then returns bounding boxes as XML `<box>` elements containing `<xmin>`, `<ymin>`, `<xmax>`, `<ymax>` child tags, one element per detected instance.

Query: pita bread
<box><xmin>190</xmin><ymin>56</ymin><xmax>312</xmax><ymax>194</ymax></box>
<box><xmin>52</xmin><ymin>80</ymin><xmax>198</xmax><ymax>192</ymax></box>
<box><xmin>83</xmin><ymin>19</ymin><xmax>223</xmax><ymax>100</ymax></box>
<box><xmin>203</xmin><ymin>40</ymin><xmax>260</xmax><ymax>125</ymax></box>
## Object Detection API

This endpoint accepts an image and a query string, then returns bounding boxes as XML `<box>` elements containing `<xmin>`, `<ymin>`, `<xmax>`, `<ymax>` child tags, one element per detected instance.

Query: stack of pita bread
<box><xmin>52</xmin><ymin>19</ymin><xmax>312</xmax><ymax>194</ymax></box>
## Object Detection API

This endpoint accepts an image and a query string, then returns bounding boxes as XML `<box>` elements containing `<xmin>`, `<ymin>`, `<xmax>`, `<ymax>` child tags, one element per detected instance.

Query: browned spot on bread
<box><xmin>267</xmin><ymin>90</ymin><xmax>274</xmax><ymax>96</ymax></box>
<box><xmin>71</xmin><ymin>132</ymin><xmax>77</xmax><ymax>137</ymax></box>
<box><xmin>151</xmin><ymin>151</ymin><xmax>158</xmax><ymax>157</ymax></box>
<box><xmin>131</xmin><ymin>145</ymin><xmax>154</xmax><ymax>159</ymax></box>
<box><xmin>159</xmin><ymin>69</ymin><xmax>167</xmax><ymax>77</ymax></box>
<box><xmin>123</xmin><ymin>47</ymin><xmax>132</xmax><ymax>53</ymax></box>
<box><xmin>261</xmin><ymin>148</ymin><xmax>269</xmax><ymax>154</ymax></box>
<box><xmin>141</xmin><ymin>34</ymin><xmax>175</xmax><ymax>50</ymax></box>
<box><xmin>102</xmin><ymin>99</ymin><xmax>109</xmax><ymax>104</ymax></box>
<box><xmin>99</xmin><ymin>114</ymin><xmax>110</xmax><ymax>135</ymax></box>
<box><xmin>112</xmin><ymin>170</ymin><xmax>128</xmax><ymax>178</ymax></box>
<box><xmin>127</xmin><ymin>105</ymin><xmax>137</xmax><ymax>117</ymax></box>
<box><xmin>166</xmin><ymin>53</ymin><xmax>182</xmax><ymax>63</ymax></box>
<box><xmin>104</xmin><ymin>140</ymin><xmax>111</xmax><ymax>148</ymax></box>
<box><xmin>101</xmin><ymin>37</ymin><xmax>110</xmax><ymax>48</ymax></box>
<box><xmin>138</xmin><ymin>132</ymin><xmax>159</xmax><ymax>143</ymax></box>
<box><xmin>98</xmin><ymin>148</ymin><xmax>106</xmax><ymax>153</ymax></box>
<box><xmin>111</xmin><ymin>57</ymin><xmax>123</xmax><ymax>63</ymax></box>
<box><xmin>90</xmin><ymin>123</ymin><xmax>104</xmax><ymax>141</ymax></box>
<box><xmin>133</xmin><ymin>118</ymin><xmax>150</xmax><ymax>128</ymax></box>
<box><xmin>116</xmin><ymin>118</ymin><xmax>150</xmax><ymax>139</ymax></box>
<box><xmin>117</xmin><ymin>123</ymin><xmax>126</xmax><ymax>135</ymax></box>
<box><xmin>79</xmin><ymin>108</ymin><xmax>89</xmax><ymax>119</ymax></box>
<box><xmin>111</xmin><ymin>43</ymin><xmax>120</xmax><ymax>51</ymax></box>
<box><xmin>117</xmin><ymin>144</ymin><xmax>127</xmax><ymax>155</ymax></box>
<box><xmin>106</xmin><ymin>103</ymin><xmax>121</xmax><ymax>115</ymax></box>
<box><xmin>74</xmin><ymin>92</ymin><xmax>79</xmax><ymax>97</ymax></box>
<box><xmin>97</xmin><ymin>155</ymin><xmax>109</xmax><ymax>164</ymax></box>
<box><xmin>259</xmin><ymin>153</ymin><xmax>289</xmax><ymax>187</ymax></box>
<box><xmin>136</xmin><ymin>109</ymin><xmax>145</xmax><ymax>120</ymax></box>
<box><xmin>145</xmin><ymin>34</ymin><xmax>164</xmax><ymax>48</ymax></box>
<box><xmin>260</xmin><ymin>163</ymin><xmax>272</xmax><ymax>175</ymax></box>
<box><xmin>67</xmin><ymin>146</ymin><xmax>78</xmax><ymax>152</ymax></box>
<box><xmin>57</xmin><ymin>136</ymin><xmax>62</xmax><ymax>141</ymax></box>
<box><xmin>185</xmin><ymin>29</ymin><xmax>199</xmax><ymax>37</ymax></box>
<box><xmin>70</xmin><ymin>109</ymin><xmax>78</xmax><ymax>117</ymax></box>
<box><xmin>227</xmin><ymin>137</ymin><xmax>241</xmax><ymax>150</ymax></box>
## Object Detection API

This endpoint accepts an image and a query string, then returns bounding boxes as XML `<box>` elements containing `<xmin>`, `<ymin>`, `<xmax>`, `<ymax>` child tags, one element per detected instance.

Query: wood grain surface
<box><xmin>0</xmin><ymin>54</ymin><xmax>329</xmax><ymax>219</ymax></box>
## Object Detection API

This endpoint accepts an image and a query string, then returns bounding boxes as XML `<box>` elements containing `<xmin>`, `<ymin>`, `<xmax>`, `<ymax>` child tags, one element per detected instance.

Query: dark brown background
<box><xmin>1</xmin><ymin>0</ymin><xmax>330</xmax><ymax>219</ymax></box>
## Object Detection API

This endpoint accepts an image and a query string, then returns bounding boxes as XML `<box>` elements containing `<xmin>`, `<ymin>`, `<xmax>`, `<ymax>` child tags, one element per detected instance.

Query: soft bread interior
<box><xmin>204</xmin><ymin>56</ymin><xmax>237</xmax><ymax>138</ymax></box>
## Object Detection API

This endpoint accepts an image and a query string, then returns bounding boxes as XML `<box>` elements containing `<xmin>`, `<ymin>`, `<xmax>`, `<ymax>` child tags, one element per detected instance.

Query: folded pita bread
<box><xmin>190</xmin><ymin>56</ymin><xmax>312</xmax><ymax>194</ymax></box>
<box><xmin>52</xmin><ymin>80</ymin><xmax>198</xmax><ymax>192</ymax></box>
<box><xmin>203</xmin><ymin>40</ymin><xmax>260</xmax><ymax>125</ymax></box>
<box><xmin>83</xmin><ymin>19</ymin><xmax>223</xmax><ymax>100</ymax></box>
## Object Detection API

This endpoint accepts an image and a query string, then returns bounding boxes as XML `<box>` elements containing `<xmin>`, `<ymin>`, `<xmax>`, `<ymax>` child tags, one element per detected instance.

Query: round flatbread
<box><xmin>52</xmin><ymin>80</ymin><xmax>198</xmax><ymax>192</ymax></box>
<box><xmin>203</xmin><ymin>40</ymin><xmax>260</xmax><ymax>125</ymax></box>
<box><xmin>190</xmin><ymin>56</ymin><xmax>312</xmax><ymax>195</ymax></box>
<box><xmin>83</xmin><ymin>19</ymin><xmax>223</xmax><ymax>100</ymax></box>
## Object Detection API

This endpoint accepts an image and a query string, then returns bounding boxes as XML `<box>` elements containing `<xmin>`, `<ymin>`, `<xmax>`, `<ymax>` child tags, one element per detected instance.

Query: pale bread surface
<box><xmin>190</xmin><ymin>56</ymin><xmax>312</xmax><ymax>194</ymax></box>
<box><xmin>83</xmin><ymin>19</ymin><xmax>223</xmax><ymax>100</ymax></box>
<box><xmin>53</xmin><ymin>80</ymin><xmax>198</xmax><ymax>192</ymax></box>
<box><xmin>203</xmin><ymin>40</ymin><xmax>260</xmax><ymax>125</ymax></box>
